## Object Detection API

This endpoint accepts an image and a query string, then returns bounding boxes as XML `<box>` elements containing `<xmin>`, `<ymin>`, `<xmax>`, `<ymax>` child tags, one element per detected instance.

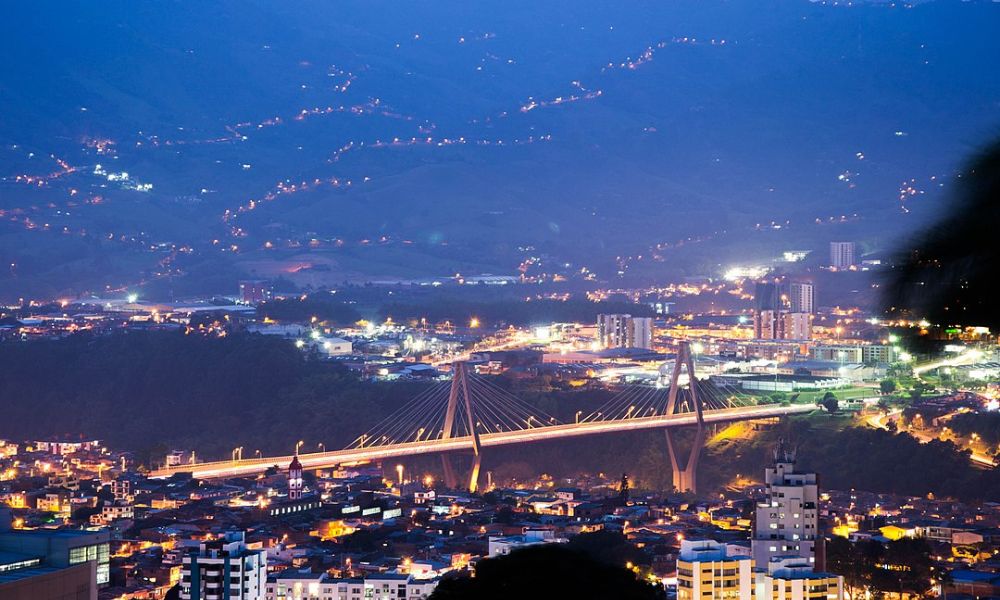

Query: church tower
<box><xmin>288</xmin><ymin>455</ymin><xmax>303</xmax><ymax>500</ymax></box>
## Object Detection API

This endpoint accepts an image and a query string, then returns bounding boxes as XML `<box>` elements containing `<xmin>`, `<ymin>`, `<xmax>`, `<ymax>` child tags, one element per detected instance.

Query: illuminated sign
<box><xmin>382</xmin><ymin>508</ymin><xmax>402</xmax><ymax>519</ymax></box>
<box><xmin>341</xmin><ymin>505</ymin><xmax>360</xmax><ymax>514</ymax></box>
<box><xmin>362</xmin><ymin>507</ymin><xmax>380</xmax><ymax>516</ymax></box>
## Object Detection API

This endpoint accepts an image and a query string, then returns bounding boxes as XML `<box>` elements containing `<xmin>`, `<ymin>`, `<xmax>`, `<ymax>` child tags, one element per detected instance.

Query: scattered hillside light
<box><xmin>469</xmin><ymin>317</ymin><xmax>480</xmax><ymax>328</ymax></box>
<box><xmin>310</xmin><ymin>330</ymin><xmax>320</xmax><ymax>340</ymax></box>
<box><xmin>888</xmin><ymin>334</ymin><xmax>899</xmax><ymax>343</ymax></box>
<box><xmin>918</xmin><ymin>319</ymin><xmax>931</xmax><ymax>328</ymax></box>
<box><xmin>126</xmin><ymin>293</ymin><xmax>138</xmax><ymax>303</ymax></box>
<box><xmin>691</xmin><ymin>342</ymin><xmax>705</xmax><ymax>354</ymax></box>
<box><xmin>295</xmin><ymin>340</ymin><xmax>305</xmax><ymax>348</ymax></box>
<box><xmin>899</xmin><ymin>352</ymin><xmax>913</xmax><ymax>363</ymax></box>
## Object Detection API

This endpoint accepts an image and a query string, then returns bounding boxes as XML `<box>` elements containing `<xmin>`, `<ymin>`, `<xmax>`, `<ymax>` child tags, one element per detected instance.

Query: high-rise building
<box><xmin>753</xmin><ymin>309</ymin><xmax>780</xmax><ymax>340</ymax></box>
<box><xmin>752</xmin><ymin>445</ymin><xmax>820</xmax><ymax>570</ymax></box>
<box><xmin>782</xmin><ymin>313</ymin><xmax>812</xmax><ymax>341</ymax></box>
<box><xmin>677</xmin><ymin>539</ymin><xmax>844</xmax><ymax>600</ymax></box>
<box><xmin>754</xmin><ymin>282</ymin><xmax>780</xmax><ymax>312</ymax></box>
<box><xmin>180</xmin><ymin>531</ymin><xmax>266</xmax><ymax>600</ymax></box>
<box><xmin>753</xmin><ymin>282</ymin><xmax>813</xmax><ymax>340</ymax></box>
<box><xmin>597</xmin><ymin>314</ymin><xmax>653</xmax><ymax>350</ymax></box>
<box><xmin>676</xmin><ymin>540</ymin><xmax>754</xmax><ymax>600</ymax></box>
<box><xmin>788</xmin><ymin>282</ymin><xmax>814</xmax><ymax>314</ymax></box>
<box><xmin>238</xmin><ymin>280</ymin><xmax>273</xmax><ymax>306</ymax></box>
<box><xmin>288</xmin><ymin>455</ymin><xmax>303</xmax><ymax>501</ymax></box>
<box><xmin>829</xmin><ymin>242</ymin><xmax>855</xmax><ymax>270</ymax></box>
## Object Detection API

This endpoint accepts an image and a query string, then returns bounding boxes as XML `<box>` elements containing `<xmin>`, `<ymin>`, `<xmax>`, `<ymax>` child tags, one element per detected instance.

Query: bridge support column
<box><xmin>664</xmin><ymin>342</ymin><xmax>706</xmax><ymax>494</ymax></box>
<box><xmin>439</xmin><ymin>362</ymin><xmax>484</xmax><ymax>493</ymax></box>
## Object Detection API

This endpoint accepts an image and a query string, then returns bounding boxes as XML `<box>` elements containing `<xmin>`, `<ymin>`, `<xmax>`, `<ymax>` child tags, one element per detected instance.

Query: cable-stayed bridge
<box><xmin>149</xmin><ymin>343</ymin><xmax>815</xmax><ymax>492</ymax></box>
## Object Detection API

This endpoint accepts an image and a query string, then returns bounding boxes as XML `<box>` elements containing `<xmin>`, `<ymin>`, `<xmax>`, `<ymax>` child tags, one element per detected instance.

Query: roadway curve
<box><xmin>150</xmin><ymin>403</ymin><xmax>816</xmax><ymax>480</ymax></box>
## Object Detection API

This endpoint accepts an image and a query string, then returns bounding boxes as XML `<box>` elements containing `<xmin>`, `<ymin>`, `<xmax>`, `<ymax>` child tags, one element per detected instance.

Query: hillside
<box><xmin>1</xmin><ymin>0</ymin><xmax>999</xmax><ymax>298</ymax></box>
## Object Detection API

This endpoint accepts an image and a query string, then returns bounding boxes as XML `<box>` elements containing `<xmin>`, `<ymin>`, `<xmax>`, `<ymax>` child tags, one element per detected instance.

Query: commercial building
<box><xmin>0</xmin><ymin>513</ymin><xmax>111</xmax><ymax>599</ymax></box>
<box><xmin>180</xmin><ymin>531</ymin><xmax>267</xmax><ymax>600</ymax></box>
<box><xmin>812</xmin><ymin>345</ymin><xmax>897</xmax><ymax>365</ymax></box>
<box><xmin>829</xmin><ymin>242</ymin><xmax>855</xmax><ymax>270</ymax></box>
<box><xmin>752</xmin><ymin>446</ymin><xmax>820</xmax><ymax>569</ymax></box>
<box><xmin>0</xmin><ymin>557</ymin><xmax>96</xmax><ymax>600</ymax></box>
<box><xmin>811</xmin><ymin>345</ymin><xmax>862</xmax><ymax>364</ymax></box>
<box><xmin>597</xmin><ymin>314</ymin><xmax>653</xmax><ymax>350</ymax></box>
<box><xmin>676</xmin><ymin>539</ymin><xmax>754</xmax><ymax>600</ymax></box>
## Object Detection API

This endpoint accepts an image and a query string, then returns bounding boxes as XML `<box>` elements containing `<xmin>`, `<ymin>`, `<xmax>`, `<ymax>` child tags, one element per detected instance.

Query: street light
<box><xmin>295</xmin><ymin>440</ymin><xmax>304</xmax><ymax>455</ymax></box>
<box><xmin>317</xmin><ymin>442</ymin><xmax>325</xmax><ymax>453</ymax></box>
<box><xmin>575</xmin><ymin>410</ymin><xmax>582</xmax><ymax>424</ymax></box>
<box><xmin>396</xmin><ymin>464</ymin><xmax>405</xmax><ymax>486</ymax></box>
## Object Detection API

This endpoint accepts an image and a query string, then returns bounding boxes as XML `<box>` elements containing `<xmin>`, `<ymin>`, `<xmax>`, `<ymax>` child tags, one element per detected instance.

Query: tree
<box><xmin>428</xmin><ymin>544</ymin><xmax>666</xmax><ymax>600</ymax></box>
<box><xmin>879</xmin><ymin>380</ymin><xmax>897</xmax><ymax>395</ymax></box>
<box><xmin>821</xmin><ymin>392</ymin><xmax>839</xmax><ymax>413</ymax></box>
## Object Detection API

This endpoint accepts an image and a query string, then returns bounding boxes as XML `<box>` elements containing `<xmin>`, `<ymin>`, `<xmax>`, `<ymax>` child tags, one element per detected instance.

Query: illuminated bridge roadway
<box><xmin>149</xmin><ymin>402</ymin><xmax>813</xmax><ymax>481</ymax></box>
<box><xmin>150</xmin><ymin>343</ymin><xmax>817</xmax><ymax>493</ymax></box>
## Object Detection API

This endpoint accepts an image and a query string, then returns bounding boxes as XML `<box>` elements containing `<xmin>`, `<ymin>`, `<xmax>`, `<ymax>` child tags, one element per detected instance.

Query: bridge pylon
<box><xmin>664</xmin><ymin>341</ymin><xmax>706</xmax><ymax>494</ymax></box>
<box><xmin>440</xmin><ymin>362</ymin><xmax>483</xmax><ymax>493</ymax></box>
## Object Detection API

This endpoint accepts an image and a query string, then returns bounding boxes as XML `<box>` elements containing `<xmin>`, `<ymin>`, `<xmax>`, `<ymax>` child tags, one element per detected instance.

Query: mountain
<box><xmin>1</xmin><ymin>0</ymin><xmax>998</xmax><ymax>299</ymax></box>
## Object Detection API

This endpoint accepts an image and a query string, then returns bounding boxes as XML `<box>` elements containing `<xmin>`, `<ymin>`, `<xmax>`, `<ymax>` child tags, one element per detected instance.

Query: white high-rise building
<box><xmin>597</xmin><ymin>314</ymin><xmax>653</xmax><ymax>350</ymax></box>
<box><xmin>756</xmin><ymin>556</ymin><xmax>844</xmax><ymax>600</ymax></box>
<box><xmin>677</xmin><ymin>539</ymin><xmax>844</xmax><ymax>600</ymax></box>
<box><xmin>829</xmin><ymin>242</ymin><xmax>855</xmax><ymax>270</ymax></box>
<box><xmin>752</xmin><ymin>445</ymin><xmax>820</xmax><ymax>570</ymax></box>
<box><xmin>788</xmin><ymin>282</ymin><xmax>814</xmax><ymax>314</ymax></box>
<box><xmin>676</xmin><ymin>540</ymin><xmax>754</xmax><ymax>600</ymax></box>
<box><xmin>180</xmin><ymin>531</ymin><xmax>267</xmax><ymax>600</ymax></box>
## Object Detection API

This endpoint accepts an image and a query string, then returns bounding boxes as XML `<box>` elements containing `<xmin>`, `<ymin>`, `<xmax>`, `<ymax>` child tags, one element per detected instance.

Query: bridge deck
<box><xmin>150</xmin><ymin>403</ymin><xmax>814</xmax><ymax>480</ymax></box>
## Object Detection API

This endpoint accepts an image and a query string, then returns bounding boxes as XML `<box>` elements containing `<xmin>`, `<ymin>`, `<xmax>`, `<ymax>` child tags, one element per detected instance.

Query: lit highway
<box><xmin>150</xmin><ymin>403</ymin><xmax>815</xmax><ymax>480</ymax></box>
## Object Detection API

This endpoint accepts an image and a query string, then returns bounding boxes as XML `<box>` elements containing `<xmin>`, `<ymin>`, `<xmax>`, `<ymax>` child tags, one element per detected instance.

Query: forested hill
<box><xmin>4</xmin><ymin>332</ymin><xmax>1000</xmax><ymax>500</ymax></box>
<box><xmin>2</xmin><ymin>1</ymin><xmax>999</xmax><ymax>298</ymax></box>
<box><xmin>0</xmin><ymin>332</ymin><xmax>427</xmax><ymax>461</ymax></box>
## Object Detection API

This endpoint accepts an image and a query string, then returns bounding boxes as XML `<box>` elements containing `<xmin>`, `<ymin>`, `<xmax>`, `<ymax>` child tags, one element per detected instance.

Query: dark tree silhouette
<box><xmin>429</xmin><ymin>544</ymin><xmax>665</xmax><ymax>600</ymax></box>
<box><xmin>884</xmin><ymin>139</ymin><xmax>1000</xmax><ymax>329</ymax></box>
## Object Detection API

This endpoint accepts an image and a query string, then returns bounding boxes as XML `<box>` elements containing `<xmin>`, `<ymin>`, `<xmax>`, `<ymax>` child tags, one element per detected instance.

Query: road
<box><xmin>151</xmin><ymin>403</ymin><xmax>816</xmax><ymax>480</ymax></box>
